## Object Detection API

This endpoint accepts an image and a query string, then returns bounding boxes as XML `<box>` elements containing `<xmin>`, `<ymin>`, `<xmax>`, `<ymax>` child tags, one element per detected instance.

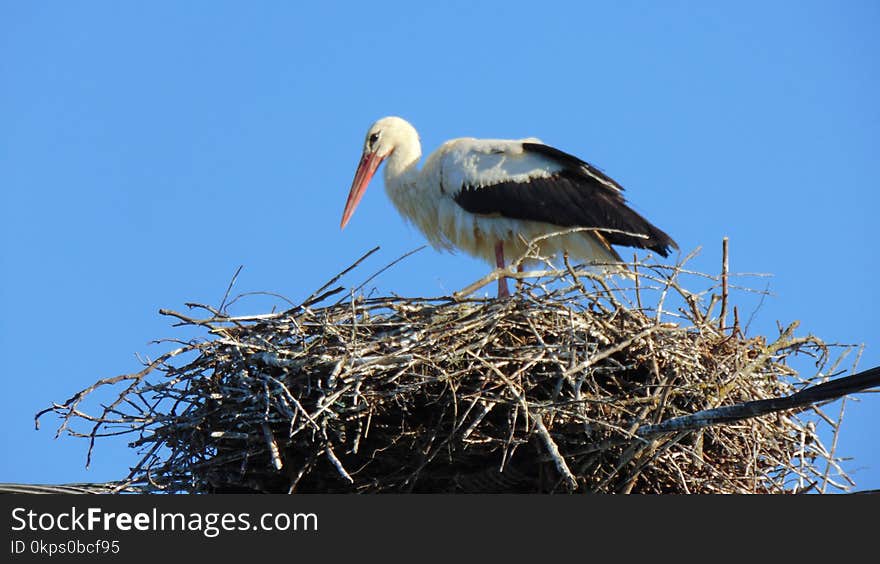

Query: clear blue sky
<box><xmin>2</xmin><ymin>2</ymin><xmax>877</xmax><ymax>491</ymax></box>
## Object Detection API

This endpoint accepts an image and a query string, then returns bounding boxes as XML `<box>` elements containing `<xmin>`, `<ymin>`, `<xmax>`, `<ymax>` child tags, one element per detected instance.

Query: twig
<box><xmin>534</xmin><ymin>416</ymin><xmax>578</xmax><ymax>491</ymax></box>
<box><xmin>720</xmin><ymin>237</ymin><xmax>729</xmax><ymax>332</ymax></box>
<box><xmin>218</xmin><ymin>265</ymin><xmax>244</xmax><ymax>314</ymax></box>
<box><xmin>262</xmin><ymin>423</ymin><xmax>283</xmax><ymax>471</ymax></box>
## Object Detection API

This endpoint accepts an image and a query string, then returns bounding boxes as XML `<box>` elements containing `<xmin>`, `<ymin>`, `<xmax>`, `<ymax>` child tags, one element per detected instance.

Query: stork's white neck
<box><xmin>382</xmin><ymin>137</ymin><xmax>422</xmax><ymax>190</ymax></box>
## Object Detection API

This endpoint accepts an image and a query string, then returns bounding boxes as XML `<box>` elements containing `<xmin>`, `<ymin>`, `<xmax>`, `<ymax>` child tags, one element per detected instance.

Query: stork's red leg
<box><xmin>495</xmin><ymin>240</ymin><xmax>510</xmax><ymax>298</ymax></box>
<box><xmin>515</xmin><ymin>260</ymin><xmax>524</xmax><ymax>292</ymax></box>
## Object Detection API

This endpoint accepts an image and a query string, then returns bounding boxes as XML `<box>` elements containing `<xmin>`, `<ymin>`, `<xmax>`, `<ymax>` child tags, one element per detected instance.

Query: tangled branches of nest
<box><xmin>38</xmin><ymin>246</ymin><xmax>864</xmax><ymax>494</ymax></box>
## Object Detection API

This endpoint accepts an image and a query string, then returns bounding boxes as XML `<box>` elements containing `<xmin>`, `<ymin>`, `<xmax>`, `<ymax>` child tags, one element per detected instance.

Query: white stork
<box><xmin>341</xmin><ymin>116</ymin><xmax>677</xmax><ymax>297</ymax></box>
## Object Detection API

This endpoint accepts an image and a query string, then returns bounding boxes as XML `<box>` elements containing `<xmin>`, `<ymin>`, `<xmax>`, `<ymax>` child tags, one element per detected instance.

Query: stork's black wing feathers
<box><xmin>522</xmin><ymin>142</ymin><xmax>626</xmax><ymax>192</ymax></box>
<box><xmin>452</xmin><ymin>143</ymin><xmax>678</xmax><ymax>257</ymax></box>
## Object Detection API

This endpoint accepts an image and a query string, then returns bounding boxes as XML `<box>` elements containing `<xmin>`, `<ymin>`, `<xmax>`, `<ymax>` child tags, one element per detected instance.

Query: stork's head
<box><xmin>340</xmin><ymin>116</ymin><xmax>419</xmax><ymax>229</ymax></box>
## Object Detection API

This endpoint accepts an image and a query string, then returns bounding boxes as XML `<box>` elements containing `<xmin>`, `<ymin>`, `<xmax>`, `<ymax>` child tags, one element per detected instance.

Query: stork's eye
<box><xmin>369</xmin><ymin>132</ymin><xmax>380</xmax><ymax>147</ymax></box>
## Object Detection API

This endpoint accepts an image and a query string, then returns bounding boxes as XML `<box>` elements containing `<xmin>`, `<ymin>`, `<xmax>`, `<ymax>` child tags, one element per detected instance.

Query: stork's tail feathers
<box><xmin>643</xmin><ymin>223</ymin><xmax>678</xmax><ymax>258</ymax></box>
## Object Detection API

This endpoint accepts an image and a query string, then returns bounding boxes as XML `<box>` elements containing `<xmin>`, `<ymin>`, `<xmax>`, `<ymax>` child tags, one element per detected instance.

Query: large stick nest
<box><xmin>38</xmin><ymin>246</ymin><xmax>864</xmax><ymax>494</ymax></box>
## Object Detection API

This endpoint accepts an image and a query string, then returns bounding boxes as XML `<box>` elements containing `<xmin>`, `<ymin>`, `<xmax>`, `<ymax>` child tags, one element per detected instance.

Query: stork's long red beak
<box><xmin>340</xmin><ymin>151</ymin><xmax>383</xmax><ymax>229</ymax></box>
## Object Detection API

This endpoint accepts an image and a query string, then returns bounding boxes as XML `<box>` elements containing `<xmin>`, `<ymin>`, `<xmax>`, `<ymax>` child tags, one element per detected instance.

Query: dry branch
<box><xmin>638</xmin><ymin>366</ymin><xmax>880</xmax><ymax>437</ymax></box>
